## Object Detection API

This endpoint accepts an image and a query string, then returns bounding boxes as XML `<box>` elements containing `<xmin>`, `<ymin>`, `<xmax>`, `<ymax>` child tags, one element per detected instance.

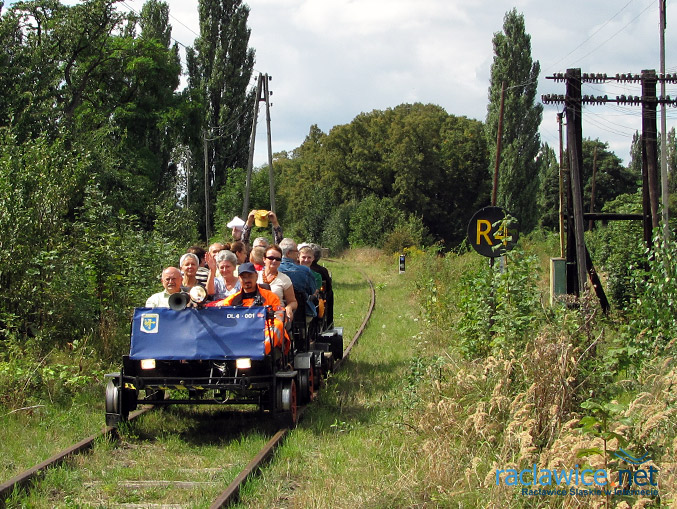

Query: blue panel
<box><xmin>130</xmin><ymin>307</ymin><xmax>267</xmax><ymax>360</ymax></box>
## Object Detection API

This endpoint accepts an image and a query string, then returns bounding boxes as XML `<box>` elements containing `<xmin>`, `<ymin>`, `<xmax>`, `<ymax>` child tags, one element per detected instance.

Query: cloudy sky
<box><xmin>63</xmin><ymin>1</ymin><xmax>677</xmax><ymax>165</ymax></box>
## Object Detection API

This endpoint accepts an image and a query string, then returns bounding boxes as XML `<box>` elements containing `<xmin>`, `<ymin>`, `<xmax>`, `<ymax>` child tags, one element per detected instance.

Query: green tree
<box><xmin>486</xmin><ymin>9</ymin><xmax>543</xmax><ymax>232</ymax></box>
<box><xmin>186</xmin><ymin>0</ymin><xmax>255</xmax><ymax>237</ymax></box>
<box><xmin>537</xmin><ymin>143</ymin><xmax>560</xmax><ymax>229</ymax></box>
<box><xmin>582</xmin><ymin>139</ymin><xmax>639</xmax><ymax>217</ymax></box>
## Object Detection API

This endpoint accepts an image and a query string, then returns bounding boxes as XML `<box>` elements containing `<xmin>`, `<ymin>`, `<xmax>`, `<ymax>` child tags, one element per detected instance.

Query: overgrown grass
<box><xmin>3</xmin><ymin>241</ymin><xmax>675</xmax><ymax>507</ymax></box>
<box><xmin>235</xmin><ymin>249</ymin><xmax>430</xmax><ymax>507</ymax></box>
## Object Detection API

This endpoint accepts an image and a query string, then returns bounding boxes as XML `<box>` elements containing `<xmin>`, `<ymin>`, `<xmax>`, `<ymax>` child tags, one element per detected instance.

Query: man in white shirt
<box><xmin>145</xmin><ymin>267</ymin><xmax>182</xmax><ymax>308</ymax></box>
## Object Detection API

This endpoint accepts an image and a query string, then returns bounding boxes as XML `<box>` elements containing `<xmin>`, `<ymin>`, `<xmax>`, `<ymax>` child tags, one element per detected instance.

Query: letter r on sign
<box><xmin>476</xmin><ymin>219</ymin><xmax>493</xmax><ymax>246</ymax></box>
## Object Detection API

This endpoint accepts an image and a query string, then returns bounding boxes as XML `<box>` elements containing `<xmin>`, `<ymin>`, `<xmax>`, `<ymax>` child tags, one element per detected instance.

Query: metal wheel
<box><xmin>298</xmin><ymin>365</ymin><xmax>315</xmax><ymax>404</ymax></box>
<box><xmin>275</xmin><ymin>378</ymin><xmax>298</xmax><ymax>428</ymax></box>
<box><xmin>105</xmin><ymin>380</ymin><xmax>131</xmax><ymax>426</ymax></box>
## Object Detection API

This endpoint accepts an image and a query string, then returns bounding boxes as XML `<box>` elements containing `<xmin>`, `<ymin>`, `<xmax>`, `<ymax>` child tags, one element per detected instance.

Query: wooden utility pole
<box><xmin>204</xmin><ymin>131</ymin><xmax>210</xmax><ymax>240</ymax></box>
<box><xmin>492</xmin><ymin>81</ymin><xmax>506</xmax><ymax>206</ymax></box>
<box><xmin>588</xmin><ymin>146</ymin><xmax>598</xmax><ymax>231</ymax></box>
<box><xmin>263</xmin><ymin>75</ymin><xmax>276</xmax><ymax>213</ymax></box>
<box><xmin>565</xmin><ymin>68</ymin><xmax>588</xmax><ymax>295</ymax></box>
<box><xmin>558</xmin><ymin>112</ymin><xmax>566</xmax><ymax>258</ymax></box>
<box><xmin>641</xmin><ymin>69</ymin><xmax>660</xmax><ymax>243</ymax></box>
<box><xmin>243</xmin><ymin>75</ymin><xmax>263</xmax><ymax>218</ymax></box>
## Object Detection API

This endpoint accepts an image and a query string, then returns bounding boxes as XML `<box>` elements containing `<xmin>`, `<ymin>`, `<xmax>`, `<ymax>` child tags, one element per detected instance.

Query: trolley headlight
<box><xmin>235</xmin><ymin>358</ymin><xmax>251</xmax><ymax>370</ymax></box>
<box><xmin>140</xmin><ymin>359</ymin><xmax>156</xmax><ymax>370</ymax></box>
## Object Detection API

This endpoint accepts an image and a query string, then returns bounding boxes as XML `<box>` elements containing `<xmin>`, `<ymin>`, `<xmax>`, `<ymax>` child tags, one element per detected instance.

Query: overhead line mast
<box><xmin>243</xmin><ymin>73</ymin><xmax>276</xmax><ymax>217</ymax></box>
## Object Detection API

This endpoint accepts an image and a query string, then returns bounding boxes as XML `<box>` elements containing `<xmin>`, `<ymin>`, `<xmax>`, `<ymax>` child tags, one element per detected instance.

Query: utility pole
<box><xmin>565</xmin><ymin>68</ymin><xmax>588</xmax><ymax>296</ymax></box>
<box><xmin>588</xmin><ymin>145</ymin><xmax>598</xmax><ymax>232</ymax></box>
<box><xmin>492</xmin><ymin>81</ymin><xmax>506</xmax><ymax>207</ymax></box>
<box><xmin>557</xmin><ymin>112</ymin><xmax>566</xmax><ymax>258</ymax></box>
<box><xmin>204</xmin><ymin>130</ymin><xmax>210</xmax><ymax>240</ymax></box>
<box><xmin>642</xmin><ymin>70</ymin><xmax>660</xmax><ymax>236</ymax></box>
<box><xmin>263</xmin><ymin>75</ymin><xmax>276</xmax><ymax>213</ymax></box>
<box><xmin>243</xmin><ymin>75</ymin><xmax>263</xmax><ymax>217</ymax></box>
<box><xmin>243</xmin><ymin>73</ymin><xmax>276</xmax><ymax>216</ymax></box>
<box><xmin>660</xmin><ymin>0</ymin><xmax>669</xmax><ymax>239</ymax></box>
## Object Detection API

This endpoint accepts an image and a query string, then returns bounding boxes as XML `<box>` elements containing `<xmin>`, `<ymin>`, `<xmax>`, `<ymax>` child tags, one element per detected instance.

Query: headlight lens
<box><xmin>235</xmin><ymin>358</ymin><xmax>251</xmax><ymax>370</ymax></box>
<box><xmin>140</xmin><ymin>359</ymin><xmax>156</xmax><ymax>370</ymax></box>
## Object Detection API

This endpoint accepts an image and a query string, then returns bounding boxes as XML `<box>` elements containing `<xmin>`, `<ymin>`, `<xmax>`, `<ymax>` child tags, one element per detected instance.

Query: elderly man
<box><xmin>145</xmin><ymin>267</ymin><xmax>182</xmax><ymax>308</ymax></box>
<box><xmin>279</xmin><ymin>238</ymin><xmax>317</xmax><ymax>316</ymax></box>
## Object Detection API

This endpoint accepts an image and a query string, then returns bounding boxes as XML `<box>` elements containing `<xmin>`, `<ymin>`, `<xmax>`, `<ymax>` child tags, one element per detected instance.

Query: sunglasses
<box><xmin>265</xmin><ymin>256</ymin><xmax>282</xmax><ymax>262</ymax></box>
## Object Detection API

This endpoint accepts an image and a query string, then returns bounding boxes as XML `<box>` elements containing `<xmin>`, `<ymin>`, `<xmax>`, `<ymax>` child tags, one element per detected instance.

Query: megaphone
<box><xmin>168</xmin><ymin>292</ymin><xmax>190</xmax><ymax>311</ymax></box>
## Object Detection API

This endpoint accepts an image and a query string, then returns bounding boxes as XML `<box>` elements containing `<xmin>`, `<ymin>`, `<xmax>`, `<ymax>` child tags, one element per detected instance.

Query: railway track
<box><xmin>0</xmin><ymin>266</ymin><xmax>375</xmax><ymax>508</ymax></box>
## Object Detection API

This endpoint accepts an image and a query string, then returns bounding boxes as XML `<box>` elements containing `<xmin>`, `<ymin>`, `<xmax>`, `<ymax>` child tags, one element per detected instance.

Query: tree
<box><xmin>582</xmin><ymin>139</ymin><xmax>639</xmax><ymax>215</ymax></box>
<box><xmin>486</xmin><ymin>9</ymin><xmax>543</xmax><ymax>232</ymax></box>
<box><xmin>186</xmin><ymin>0</ymin><xmax>255</xmax><ymax>237</ymax></box>
<box><xmin>537</xmin><ymin>143</ymin><xmax>559</xmax><ymax>229</ymax></box>
<box><xmin>274</xmin><ymin>104</ymin><xmax>490</xmax><ymax>247</ymax></box>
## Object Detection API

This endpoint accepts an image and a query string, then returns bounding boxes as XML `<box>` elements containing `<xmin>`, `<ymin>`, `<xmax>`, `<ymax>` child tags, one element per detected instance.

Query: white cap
<box><xmin>226</xmin><ymin>216</ymin><xmax>245</xmax><ymax>229</ymax></box>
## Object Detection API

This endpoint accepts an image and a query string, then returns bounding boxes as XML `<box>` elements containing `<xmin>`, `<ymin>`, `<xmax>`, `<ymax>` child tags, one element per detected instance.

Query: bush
<box><xmin>457</xmin><ymin>248</ymin><xmax>541</xmax><ymax>358</ymax></box>
<box><xmin>348</xmin><ymin>195</ymin><xmax>403</xmax><ymax>248</ymax></box>
<box><xmin>321</xmin><ymin>202</ymin><xmax>356</xmax><ymax>255</ymax></box>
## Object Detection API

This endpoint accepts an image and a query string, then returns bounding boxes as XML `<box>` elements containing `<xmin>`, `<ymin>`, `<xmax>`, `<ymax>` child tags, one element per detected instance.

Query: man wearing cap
<box><xmin>145</xmin><ymin>267</ymin><xmax>183</xmax><ymax>308</ymax></box>
<box><xmin>209</xmin><ymin>263</ymin><xmax>280</xmax><ymax>308</ymax></box>
<box><xmin>241</xmin><ymin>209</ymin><xmax>283</xmax><ymax>246</ymax></box>
<box><xmin>208</xmin><ymin>262</ymin><xmax>288</xmax><ymax>354</ymax></box>
<box><xmin>227</xmin><ymin>216</ymin><xmax>246</xmax><ymax>241</ymax></box>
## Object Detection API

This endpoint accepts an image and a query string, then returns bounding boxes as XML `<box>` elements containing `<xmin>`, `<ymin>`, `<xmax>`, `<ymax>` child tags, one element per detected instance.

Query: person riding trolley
<box><xmin>207</xmin><ymin>262</ymin><xmax>289</xmax><ymax>355</ymax></box>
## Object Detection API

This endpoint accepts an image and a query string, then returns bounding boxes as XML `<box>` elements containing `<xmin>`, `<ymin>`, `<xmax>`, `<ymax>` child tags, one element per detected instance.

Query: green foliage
<box><xmin>275</xmin><ymin>105</ymin><xmax>490</xmax><ymax>248</ymax></box>
<box><xmin>321</xmin><ymin>201</ymin><xmax>356</xmax><ymax>255</ymax></box>
<box><xmin>587</xmin><ymin>192</ymin><xmax>644</xmax><ymax>307</ymax></box>
<box><xmin>614</xmin><ymin>229</ymin><xmax>677</xmax><ymax>367</ymax></box>
<box><xmin>577</xmin><ymin>399</ymin><xmax>630</xmax><ymax>472</ymax></box>
<box><xmin>382</xmin><ymin>215</ymin><xmax>429</xmax><ymax>254</ymax></box>
<box><xmin>186</xmin><ymin>0</ymin><xmax>256</xmax><ymax>236</ymax></box>
<box><xmin>486</xmin><ymin>9</ymin><xmax>543</xmax><ymax>232</ymax></box>
<box><xmin>348</xmin><ymin>195</ymin><xmax>404</xmax><ymax>248</ymax></box>
<box><xmin>457</xmin><ymin>249</ymin><xmax>541</xmax><ymax>358</ymax></box>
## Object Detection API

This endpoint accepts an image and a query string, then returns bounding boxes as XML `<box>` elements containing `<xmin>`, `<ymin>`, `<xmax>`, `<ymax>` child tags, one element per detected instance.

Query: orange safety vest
<box><xmin>208</xmin><ymin>286</ymin><xmax>289</xmax><ymax>355</ymax></box>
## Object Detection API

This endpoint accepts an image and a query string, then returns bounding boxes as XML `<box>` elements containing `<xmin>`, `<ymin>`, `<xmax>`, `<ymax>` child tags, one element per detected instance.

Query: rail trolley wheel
<box><xmin>105</xmin><ymin>380</ymin><xmax>130</xmax><ymax>426</ymax></box>
<box><xmin>298</xmin><ymin>365</ymin><xmax>315</xmax><ymax>404</ymax></box>
<box><xmin>275</xmin><ymin>379</ymin><xmax>298</xmax><ymax>428</ymax></box>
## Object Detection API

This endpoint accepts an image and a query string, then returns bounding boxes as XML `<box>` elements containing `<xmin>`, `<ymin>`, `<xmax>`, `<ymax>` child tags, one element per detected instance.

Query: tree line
<box><xmin>0</xmin><ymin>2</ymin><xmax>663</xmax><ymax>359</ymax></box>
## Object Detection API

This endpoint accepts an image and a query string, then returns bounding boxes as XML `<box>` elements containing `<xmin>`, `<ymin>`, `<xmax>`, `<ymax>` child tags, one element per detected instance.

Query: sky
<box><xmin>24</xmin><ymin>0</ymin><xmax>677</xmax><ymax>166</ymax></box>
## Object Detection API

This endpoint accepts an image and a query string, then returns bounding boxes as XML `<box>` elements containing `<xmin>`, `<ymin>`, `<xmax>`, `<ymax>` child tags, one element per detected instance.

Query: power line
<box><xmin>572</xmin><ymin>0</ymin><xmax>655</xmax><ymax>65</ymax></box>
<box><xmin>543</xmin><ymin>0</ymin><xmax>640</xmax><ymax>73</ymax></box>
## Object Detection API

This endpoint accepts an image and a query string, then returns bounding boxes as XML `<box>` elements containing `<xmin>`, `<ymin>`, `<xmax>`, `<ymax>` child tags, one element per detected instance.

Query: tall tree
<box><xmin>186</xmin><ymin>0</ymin><xmax>255</xmax><ymax>237</ymax></box>
<box><xmin>486</xmin><ymin>9</ymin><xmax>542</xmax><ymax>232</ymax></box>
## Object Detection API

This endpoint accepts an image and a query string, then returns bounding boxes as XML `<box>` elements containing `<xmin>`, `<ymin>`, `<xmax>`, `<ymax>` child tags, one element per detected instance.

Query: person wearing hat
<box><xmin>227</xmin><ymin>216</ymin><xmax>246</xmax><ymax>241</ymax></box>
<box><xmin>207</xmin><ymin>262</ymin><xmax>289</xmax><ymax>354</ymax></box>
<box><xmin>241</xmin><ymin>209</ymin><xmax>283</xmax><ymax>246</ymax></box>
<box><xmin>209</xmin><ymin>262</ymin><xmax>278</xmax><ymax>308</ymax></box>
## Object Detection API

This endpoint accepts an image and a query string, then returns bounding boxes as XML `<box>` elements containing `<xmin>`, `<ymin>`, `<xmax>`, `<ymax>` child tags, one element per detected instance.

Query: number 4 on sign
<box><xmin>494</xmin><ymin>221</ymin><xmax>510</xmax><ymax>247</ymax></box>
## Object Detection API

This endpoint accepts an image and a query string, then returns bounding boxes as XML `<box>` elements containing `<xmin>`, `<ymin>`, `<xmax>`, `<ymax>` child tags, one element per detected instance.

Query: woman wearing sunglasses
<box><xmin>258</xmin><ymin>245</ymin><xmax>297</xmax><ymax>322</ymax></box>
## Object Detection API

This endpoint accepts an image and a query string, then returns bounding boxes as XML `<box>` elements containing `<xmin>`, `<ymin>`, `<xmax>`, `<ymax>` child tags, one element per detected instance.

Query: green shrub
<box><xmin>348</xmin><ymin>195</ymin><xmax>404</xmax><ymax>248</ymax></box>
<box><xmin>457</xmin><ymin>248</ymin><xmax>541</xmax><ymax>358</ymax></box>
